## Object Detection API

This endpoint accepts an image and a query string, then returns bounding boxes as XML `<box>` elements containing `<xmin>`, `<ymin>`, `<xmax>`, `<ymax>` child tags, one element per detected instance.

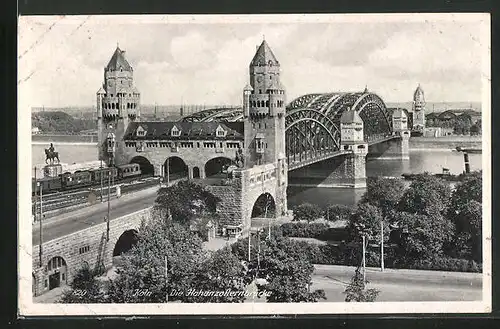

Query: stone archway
<box><xmin>205</xmin><ymin>157</ymin><xmax>232</xmax><ymax>178</ymax></box>
<box><xmin>164</xmin><ymin>156</ymin><xmax>188</xmax><ymax>181</ymax></box>
<box><xmin>249</xmin><ymin>192</ymin><xmax>277</xmax><ymax>233</ymax></box>
<box><xmin>251</xmin><ymin>192</ymin><xmax>276</xmax><ymax>219</ymax></box>
<box><xmin>46</xmin><ymin>256</ymin><xmax>68</xmax><ymax>290</ymax></box>
<box><xmin>113</xmin><ymin>229</ymin><xmax>139</xmax><ymax>257</ymax></box>
<box><xmin>130</xmin><ymin>156</ymin><xmax>154</xmax><ymax>176</ymax></box>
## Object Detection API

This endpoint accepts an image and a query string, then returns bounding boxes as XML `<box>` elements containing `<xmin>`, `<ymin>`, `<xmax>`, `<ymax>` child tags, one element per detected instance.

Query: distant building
<box><xmin>426</xmin><ymin>109</ymin><xmax>481</xmax><ymax>126</ymax></box>
<box><xmin>32</xmin><ymin>127</ymin><xmax>40</xmax><ymax>135</ymax></box>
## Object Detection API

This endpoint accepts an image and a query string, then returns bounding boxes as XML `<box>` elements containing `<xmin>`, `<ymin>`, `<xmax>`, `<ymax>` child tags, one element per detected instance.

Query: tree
<box><xmin>346</xmin><ymin>203</ymin><xmax>387</xmax><ymax>243</ymax></box>
<box><xmin>344</xmin><ymin>267</ymin><xmax>380</xmax><ymax>302</ymax></box>
<box><xmin>256</xmin><ymin>236</ymin><xmax>326</xmax><ymax>302</ymax></box>
<box><xmin>324</xmin><ymin>204</ymin><xmax>352</xmax><ymax>222</ymax></box>
<box><xmin>190</xmin><ymin>246</ymin><xmax>249</xmax><ymax>303</ymax></box>
<box><xmin>449</xmin><ymin>171</ymin><xmax>482</xmax><ymax>219</ymax></box>
<box><xmin>292</xmin><ymin>203</ymin><xmax>322</xmax><ymax>222</ymax></box>
<box><xmin>398</xmin><ymin>173</ymin><xmax>452</xmax><ymax>216</ymax></box>
<box><xmin>154</xmin><ymin>180</ymin><xmax>220</xmax><ymax>226</ymax></box>
<box><xmin>394</xmin><ymin>211</ymin><xmax>454</xmax><ymax>263</ymax></box>
<box><xmin>59</xmin><ymin>263</ymin><xmax>105</xmax><ymax>303</ymax></box>
<box><xmin>454</xmin><ymin>200</ymin><xmax>482</xmax><ymax>262</ymax></box>
<box><xmin>361</xmin><ymin>177</ymin><xmax>406</xmax><ymax>218</ymax></box>
<box><xmin>106</xmin><ymin>216</ymin><xmax>207</xmax><ymax>303</ymax></box>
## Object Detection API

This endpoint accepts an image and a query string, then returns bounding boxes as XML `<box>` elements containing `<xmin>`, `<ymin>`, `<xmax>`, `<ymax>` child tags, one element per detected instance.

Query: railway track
<box><xmin>32</xmin><ymin>176</ymin><xmax>161</xmax><ymax>215</ymax></box>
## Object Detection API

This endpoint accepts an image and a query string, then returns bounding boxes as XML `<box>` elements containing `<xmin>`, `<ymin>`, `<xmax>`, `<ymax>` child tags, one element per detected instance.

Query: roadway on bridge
<box><xmin>311</xmin><ymin>264</ymin><xmax>482</xmax><ymax>302</ymax></box>
<box><xmin>32</xmin><ymin>186</ymin><xmax>159</xmax><ymax>245</ymax></box>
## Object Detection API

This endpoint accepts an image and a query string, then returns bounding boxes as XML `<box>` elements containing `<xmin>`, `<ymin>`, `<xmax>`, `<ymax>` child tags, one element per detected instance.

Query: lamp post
<box><xmin>380</xmin><ymin>220</ymin><xmax>385</xmax><ymax>272</ymax></box>
<box><xmin>106</xmin><ymin>170</ymin><xmax>110</xmax><ymax>241</ymax></box>
<box><xmin>38</xmin><ymin>180</ymin><xmax>43</xmax><ymax>268</ymax></box>
<box><xmin>362</xmin><ymin>235</ymin><xmax>366</xmax><ymax>285</ymax></box>
<box><xmin>100</xmin><ymin>160</ymin><xmax>104</xmax><ymax>203</ymax></box>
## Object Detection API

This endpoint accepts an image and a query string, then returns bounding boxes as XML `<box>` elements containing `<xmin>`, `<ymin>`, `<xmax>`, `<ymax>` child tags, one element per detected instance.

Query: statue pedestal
<box><xmin>44</xmin><ymin>164</ymin><xmax>63</xmax><ymax>178</ymax></box>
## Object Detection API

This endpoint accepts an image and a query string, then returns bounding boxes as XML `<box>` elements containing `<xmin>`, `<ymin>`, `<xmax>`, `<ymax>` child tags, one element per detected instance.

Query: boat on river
<box><xmin>402</xmin><ymin>168</ymin><xmax>467</xmax><ymax>182</ymax></box>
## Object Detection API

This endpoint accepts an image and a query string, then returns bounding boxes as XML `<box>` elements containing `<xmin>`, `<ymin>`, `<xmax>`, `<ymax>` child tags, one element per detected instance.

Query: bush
<box><xmin>402</xmin><ymin>257</ymin><xmax>482</xmax><ymax>273</ymax></box>
<box><xmin>281</xmin><ymin>222</ymin><xmax>329</xmax><ymax>239</ymax></box>
<box><xmin>324</xmin><ymin>205</ymin><xmax>352</xmax><ymax>222</ymax></box>
<box><xmin>292</xmin><ymin>203</ymin><xmax>322</xmax><ymax>222</ymax></box>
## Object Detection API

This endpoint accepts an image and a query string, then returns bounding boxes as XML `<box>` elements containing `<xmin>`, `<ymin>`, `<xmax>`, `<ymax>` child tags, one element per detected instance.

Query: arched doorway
<box><xmin>113</xmin><ymin>229</ymin><xmax>139</xmax><ymax>257</ymax></box>
<box><xmin>251</xmin><ymin>193</ymin><xmax>276</xmax><ymax>219</ymax></box>
<box><xmin>205</xmin><ymin>157</ymin><xmax>232</xmax><ymax>178</ymax></box>
<box><xmin>193</xmin><ymin>166</ymin><xmax>200</xmax><ymax>179</ymax></box>
<box><xmin>130</xmin><ymin>156</ymin><xmax>154</xmax><ymax>176</ymax></box>
<box><xmin>164</xmin><ymin>157</ymin><xmax>188</xmax><ymax>181</ymax></box>
<box><xmin>46</xmin><ymin>256</ymin><xmax>68</xmax><ymax>290</ymax></box>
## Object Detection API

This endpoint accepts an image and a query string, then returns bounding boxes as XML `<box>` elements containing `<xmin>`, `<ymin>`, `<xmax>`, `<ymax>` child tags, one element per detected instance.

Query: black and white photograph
<box><xmin>18</xmin><ymin>14</ymin><xmax>491</xmax><ymax>315</ymax></box>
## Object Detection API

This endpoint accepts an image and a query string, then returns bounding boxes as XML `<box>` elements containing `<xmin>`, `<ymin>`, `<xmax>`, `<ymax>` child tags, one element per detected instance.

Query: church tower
<box><xmin>412</xmin><ymin>84</ymin><xmax>426</xmax><ymax>131</ymax></box>
<box><xmin>97</xmin><ymin>46</ymin><xmax>140</xmax><ymax>166</ymax></box>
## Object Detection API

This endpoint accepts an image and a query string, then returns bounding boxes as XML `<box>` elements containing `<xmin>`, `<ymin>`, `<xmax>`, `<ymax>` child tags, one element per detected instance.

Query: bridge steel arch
<box><xmin>178</xmin><ymin>92</ymin><xmax>393</xmax><ymax>167</ymax></box>
<box><xmin>284</xmin><ymin>92</ymin><xmax>393</xmax><ymax>164</ymax></box>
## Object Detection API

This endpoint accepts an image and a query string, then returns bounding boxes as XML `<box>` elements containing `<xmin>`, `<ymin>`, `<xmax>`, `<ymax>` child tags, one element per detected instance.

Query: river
<box><xmin>32</xmin><ymin>139</ymin><xmax>482</xmax><ymax>208</ymax></box>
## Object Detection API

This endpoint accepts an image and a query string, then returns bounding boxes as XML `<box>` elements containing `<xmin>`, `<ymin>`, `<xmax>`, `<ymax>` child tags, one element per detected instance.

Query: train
<box><xmin>32</xmin><ymin>163</ymin><xmax>143</xmax><ymax>195</ymax></box>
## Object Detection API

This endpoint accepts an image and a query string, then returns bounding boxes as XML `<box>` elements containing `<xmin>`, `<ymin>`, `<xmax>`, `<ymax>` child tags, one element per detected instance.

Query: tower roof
<box><xmin>96</xmin><ymin>86</ymin><xmax>106</xmax><ymax>95</ymax></box>
<box><xmin>106</xmin><ymin>46</ymin><xmax>133</xmax><ymax>71</ymax></box>
<box><xmin>340</xmin><ymin>109</ymin><xmax>363</xmax><ymax>124</ymax></box>
<box><xmin>250</xmin><ymin>40</ymin><xmax>279</xmax><ymax>66</ymax></box>
<box><xmin>243</xmin><ymin>83</ymin><xmax>253</xmax><ymax>92</ymax></box>
<box><xmin>414</xmin><ymin>84</ymin><xmax>424</xmax><ymax>101</ymax></box>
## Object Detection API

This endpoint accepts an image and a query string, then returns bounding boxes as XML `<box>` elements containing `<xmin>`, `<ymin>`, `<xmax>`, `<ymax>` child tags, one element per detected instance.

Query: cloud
<box><xmin>18</xmin><ymin>16</ymin><xmax>485</xmax><ymax>108</ymax></box>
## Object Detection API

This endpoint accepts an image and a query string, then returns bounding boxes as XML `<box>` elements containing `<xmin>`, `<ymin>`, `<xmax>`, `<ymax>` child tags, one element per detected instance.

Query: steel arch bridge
<box><xmin>180</xmin><ymin>92</ymin><xmax>395</xmax><ymax>170</ymax></box>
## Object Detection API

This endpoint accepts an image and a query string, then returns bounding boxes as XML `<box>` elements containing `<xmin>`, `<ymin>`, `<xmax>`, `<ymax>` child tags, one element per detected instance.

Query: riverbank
<box><xmin>409</xmin><ymin>136</ymin><xmax>482</xmax><ymax>150</ymax></box>
<box><xmin>32</xmin><ymin>134</ymin><xmax>98</xmax><ymax>144</ymax></box>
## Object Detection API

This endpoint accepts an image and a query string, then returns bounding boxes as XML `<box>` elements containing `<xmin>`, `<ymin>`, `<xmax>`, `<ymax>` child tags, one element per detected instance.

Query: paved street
<box><xmin>311</xmin><ymin>264</ymin><xmax>482</xmax><ymax>302</ymax></box>
<box><xmin>32</xmin><ymin>186</ymin><xmax>160</xmax><ymax>245</ymax></box>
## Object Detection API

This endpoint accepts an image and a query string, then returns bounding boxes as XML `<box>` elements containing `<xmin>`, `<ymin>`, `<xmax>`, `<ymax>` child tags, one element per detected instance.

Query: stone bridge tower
<box><xmin>412</xmin><ymin>83</ymin><xmax>426</xmax><ymax>131</ymax></box>
<box><xmin>97</xmin><ymin>46</ymin><xmax>141</xmax><ymax>166</ymax></box>
<box><xmin>240</xmin><ymin>39</ymin><xmax>288</xmax><ymax>221</ymax></box>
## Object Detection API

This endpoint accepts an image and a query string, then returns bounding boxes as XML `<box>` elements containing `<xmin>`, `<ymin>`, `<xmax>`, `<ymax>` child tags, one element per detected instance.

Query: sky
<box><xmin>18</xmin><ymin>14</ymin><xmax>489</xmax><ymax>110</ymax></box>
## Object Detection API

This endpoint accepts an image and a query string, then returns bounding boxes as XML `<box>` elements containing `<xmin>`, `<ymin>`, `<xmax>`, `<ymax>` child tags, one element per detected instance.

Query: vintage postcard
<box><xmin>18</xmin><ymin>13</ymin><xmax>491</xmax><ymax>315</ymax></box>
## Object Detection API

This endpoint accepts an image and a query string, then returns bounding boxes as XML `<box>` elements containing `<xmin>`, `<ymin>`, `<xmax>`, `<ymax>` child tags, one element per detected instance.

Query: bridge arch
<box><xmin>251</xmin><ymin>192</ymin><xmax>276</xmax><ymax>219</ymax></box>
<box><xmin>113</xmin><ymin>229</ymin><xmax>139</xmax><ymax>257</ymax></box>
<box><xmin>284</xmin><ymin>91</ymin><xmax>393</xmax><ymax>165</ymax></box>
<box><xmin>205</xmin><ymin>156</ymin><xmax>232</xmax><ymax>177</ymax></box>
<box><xmin>130</xmin><ymin>156</ymin><xmax>154</xmax><ymax>175</ymax></box>
<box><xmin>46</xmin><ymin>256</ymin><xmax>68</xmax><ymax>290</ymax></box>
<box><xmin>164</xmin><ymin>156</ymin><xmax>188</xmax><ymax>180</ymax></box>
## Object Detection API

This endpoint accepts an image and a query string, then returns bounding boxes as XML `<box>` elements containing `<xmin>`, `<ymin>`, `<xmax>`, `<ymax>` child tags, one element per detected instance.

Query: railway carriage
<box><xmin>61</xmin><ymin>171</ymin><xmax>93</xmax><ymax>189</ymax></box>
<box><xmin>32</xmin><ymin>176</ymin><xmax>62</xmax><ymax>194</ymax></box>
<box><xmin>117</xmin><ymin>163</ymin><xmax>142</xmax><ymax>179</ymax></box>
<box><xmin>90</xmin><ymin>166</ymin><xmax>118</xmax><ymax>182</ymax></box>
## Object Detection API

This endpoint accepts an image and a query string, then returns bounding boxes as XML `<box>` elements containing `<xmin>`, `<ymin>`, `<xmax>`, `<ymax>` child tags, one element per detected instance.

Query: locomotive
<box><xmin>32</xmin><ymin>163</ymin><xmax>142</xmax><ymax>195</ymax></box>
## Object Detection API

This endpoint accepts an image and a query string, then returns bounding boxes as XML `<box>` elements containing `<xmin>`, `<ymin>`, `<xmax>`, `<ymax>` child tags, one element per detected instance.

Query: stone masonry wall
<box><xmin>32</xmin><ymin>208</ymin><xmax>151</xmax><ymax>297</ymax></box>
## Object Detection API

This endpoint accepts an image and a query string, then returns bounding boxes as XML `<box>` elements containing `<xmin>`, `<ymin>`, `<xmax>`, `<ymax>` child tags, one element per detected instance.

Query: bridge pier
<box><xmin>368</xmin><ymin>131</ymin><xmax>410</xmax><ymax>160</ymax></box>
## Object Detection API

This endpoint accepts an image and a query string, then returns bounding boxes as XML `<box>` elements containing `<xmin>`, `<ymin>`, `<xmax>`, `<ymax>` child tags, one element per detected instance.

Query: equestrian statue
<box><xmin>45</xmin><ymin>143</ymin><xmax>60</xmax><ymax>164</ymax></box>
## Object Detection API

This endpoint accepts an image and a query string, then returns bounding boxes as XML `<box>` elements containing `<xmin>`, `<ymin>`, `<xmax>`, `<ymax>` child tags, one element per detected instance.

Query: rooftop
<box><xmin>124</xmin><ymin>121</ymin><xmax>244</xmax><ymax>140</ymax></box>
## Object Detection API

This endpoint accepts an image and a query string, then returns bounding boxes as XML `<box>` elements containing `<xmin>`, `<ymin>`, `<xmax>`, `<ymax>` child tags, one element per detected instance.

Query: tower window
<box><xmin>269</xmin><ymin>76</ymin><xmax>272</xmax><ymax>80</ymax></box>
<box><xmin>110</xmin><ymin>94</ymin><xmax>113</xmax><ymax>97</ymax></box>
<box><xmin>259</xmin><ymin>89</ymin><xmax>262</xmax><ymax>93</ymax></box>
<box><xmin>112</xmin><ymin>103</ymin><xmax>115</xmax><ymax>109</ymax></box>
<box><xmin>266</xmin><ymin>100</ymin><xmax>269</xmax><ymax>107</ymax></box>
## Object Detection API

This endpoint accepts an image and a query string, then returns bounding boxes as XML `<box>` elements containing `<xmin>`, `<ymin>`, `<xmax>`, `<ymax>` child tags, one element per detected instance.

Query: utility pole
<box><xmin>257</xmin><ymin>230</ymin><xmax>261</xmax><ymax>278</ymax></box>
<box><xmin>106</xmin><ymin>170</ymin><xmax>110</xmax><ymax>241</ymax></box>
<box><xmin>166</xmin><ymin>158</ymin><xmax>170</xmax><ymax>186</ymax></box>
<box><xmin>39</xmin><ymin>181</ymin><xmax>43</xmax><ymax>268</ymax></box>
<box><xmin>362</xmin><ymin>235</ymin><xmax>366</xmax><ymax>285</ymax></box>
<box><xmin>380</xmin><ymin>221</ymin><xmax>385</xmax><ymax>272</ymax></box>
<box><xmin>248</xmin><ymin>228</ymin><xmax>251</xmax><ymax>262</ymax></box>
<box><xmin>100</xmin><ymin>160</ymin><xmax>104</xmax><ymax>203</ymax></box>
<box><xmin>165</xmin><ymin>255</ymin><xmax>168</xmax><ymax>303</ymax></box>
